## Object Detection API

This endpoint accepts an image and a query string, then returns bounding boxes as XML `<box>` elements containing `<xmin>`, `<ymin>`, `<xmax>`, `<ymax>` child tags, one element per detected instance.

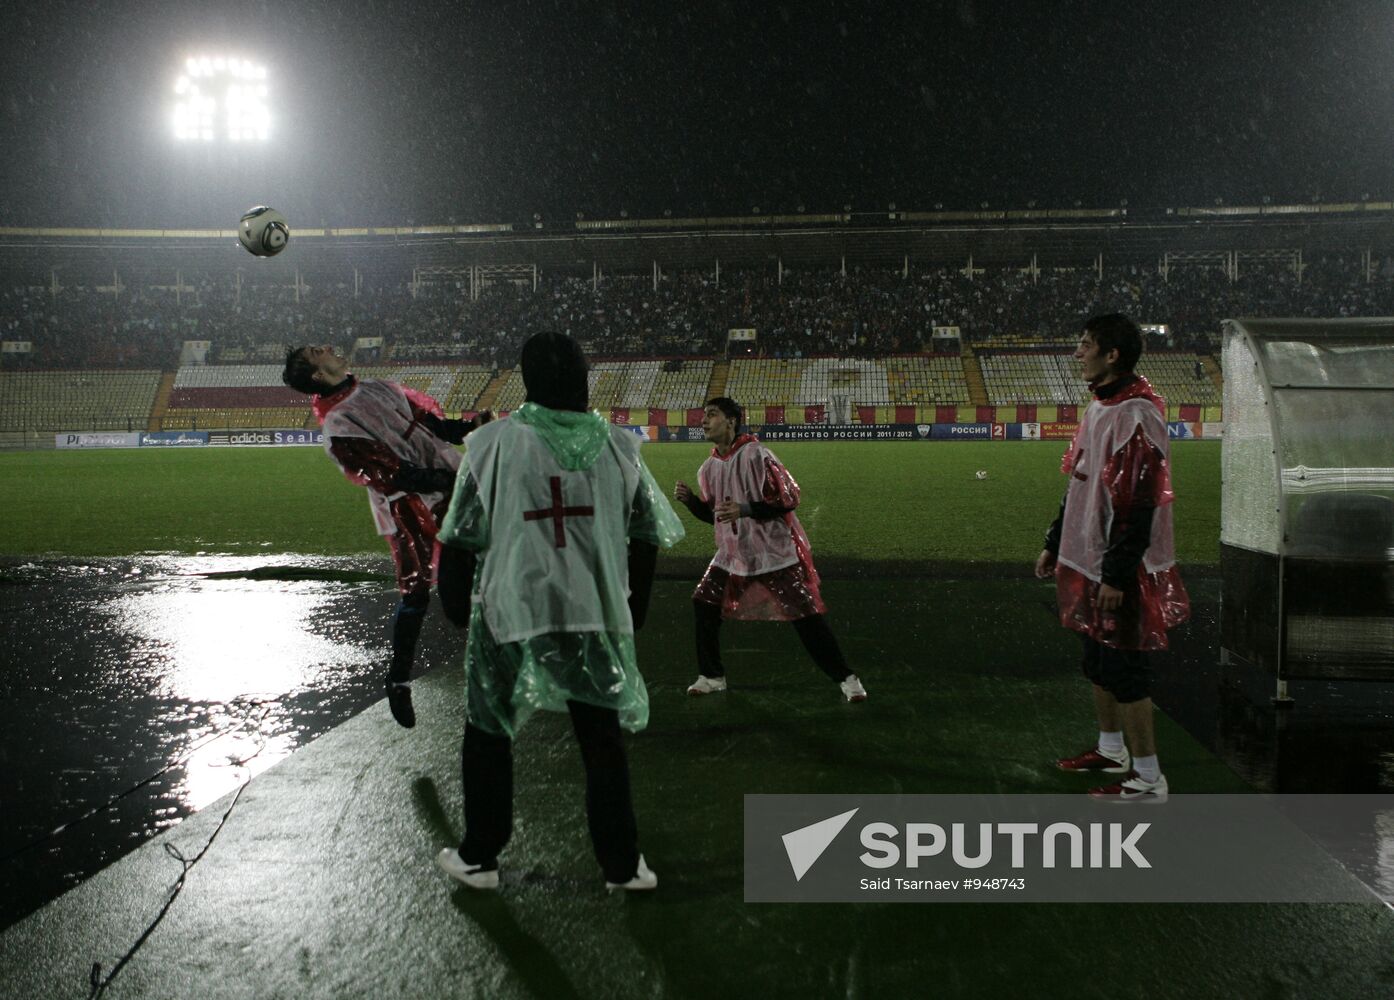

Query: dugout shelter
<box><xmin>1220</xmin><ymin>318</ymin><xmax>1394</xmax><ymax>698</ymax></box>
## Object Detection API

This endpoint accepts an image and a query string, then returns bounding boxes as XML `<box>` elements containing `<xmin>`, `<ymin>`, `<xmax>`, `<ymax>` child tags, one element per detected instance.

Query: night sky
<box><xmin>1</xmin><ymin>0</ymin><xmax>1390</xmax><ymax>228</ymax></box>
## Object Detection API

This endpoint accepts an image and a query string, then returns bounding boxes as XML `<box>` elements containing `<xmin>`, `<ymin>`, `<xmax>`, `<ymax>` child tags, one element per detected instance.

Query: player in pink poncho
<box><xmin>674</xmin><ymin>397</ymin><xmax>867</xmax><ymax>703</ymax></box>
<box><xmin>1034</xmin><ymin>315</ymin><xmax>1190</xmax><ymax>803</ymax></box>
<box><xmin>283</xmin><ymin>345</ymin><xmax>488</xmax><ymax>728</ymax></box>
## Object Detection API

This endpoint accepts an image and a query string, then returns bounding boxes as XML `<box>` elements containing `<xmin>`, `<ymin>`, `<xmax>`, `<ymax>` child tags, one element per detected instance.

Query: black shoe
<box><xmin>386</xmin><ymin>677</ymin><xmax>416</xmax><ymax>728</ymax></box>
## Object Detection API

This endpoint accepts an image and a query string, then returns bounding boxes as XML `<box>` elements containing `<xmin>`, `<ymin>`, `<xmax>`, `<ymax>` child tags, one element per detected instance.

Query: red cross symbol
<box><xmin>523</xmin><ymin>476</ymin><xmax>594</xmax><ymax>548</ymax></box>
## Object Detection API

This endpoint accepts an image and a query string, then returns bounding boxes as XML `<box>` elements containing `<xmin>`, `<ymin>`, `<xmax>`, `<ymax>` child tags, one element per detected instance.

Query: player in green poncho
<box><xmin>432</xmin><ymin>331</ymin><xmax>685</xmax><ymax>892</ymax></box>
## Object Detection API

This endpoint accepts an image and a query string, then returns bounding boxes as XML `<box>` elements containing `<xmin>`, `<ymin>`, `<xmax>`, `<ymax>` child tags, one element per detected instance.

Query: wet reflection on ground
<box><xmin>3</xmin><ymin>559</ymin><xmax>1394</xmax><ymax>930</ymax></box>
<box><xmin>0</xmin><ymin>554</ymin><xmax>464</xmax><ymax>930</ymax></box>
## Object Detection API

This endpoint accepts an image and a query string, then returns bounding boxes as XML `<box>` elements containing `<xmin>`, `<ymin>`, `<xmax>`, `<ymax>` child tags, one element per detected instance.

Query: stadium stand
<box><xmin>979</xmin><ymin>350</ymin><xmax>1221</xmax><ymax>406</ymax></box>
<box><xmin>796</xmin><ymin>358</ymin><xmax>890</xmax><ymax>406</ymax></box>
<box><xmin>884</xmin><ymin>356</ymin><xmax>972</xmax><ymax>404</ymax></box>
<box><xmin>1136</xmin><ymin>353</ymin><xmax>1222</xmax><ymax>406</ymax></box>
<box><xmin>12</xmin><ymin>255</ymin><xmax>1375</xmax><ymax>386</ymax></box>
<box><xmin>442</xmin><ymin>367</ymin><xmax>493</xmax><ymax>412</ymax></box>
<box><xmin>213</xmin><ymin>344</ymin><xmax>286</xmax><ymax>364</ymax></box>
<box><xmin>725</xmin><ymin>356</ymin><xmax>970</xmax><ymax>408</ymax></box>
<box><xmin>725</xmin><ymin>359</ymin><xmax>813</xmax><ymax>406</ymax></box>
<box><xmin>616</xmin><ymin>361</ymin><xmax>660</xmax><ymax>408</ymax></box>
<box><xmin>389</xmin><ymin>343</ymin><xmax>467</xmax><ymax>362</ymax></box>
<box><xmin>0</xmin><ymin>351</ymin><xmax>1232</xmax><ymax>439</ymax></box>
<box><xmin>163</xmin><ymin>364</ymin><xmax>310</xmax><ymax>430</ymax></box>
<box><xmin>0</xmin><ymin>260</ymin><xmax>1275</xmax><ymax>372</ymax></box>
<box><xmin>491</xmin><ymin>368</ymin><xmax>528</xmax><ymax>411</ymax></box>
<box><xmin>158</xmin><ymin>407</ymin><xmax>311</xmax><ymax>431</ymax></box>
<box><xmin>979</xmin><ymin>352</ymin><xmax>1083</xmax><ymax>405</ymax></box>
<box><xmin>587</xmin><ymin>366</ymin><xmax>623</xmax><ymax>410</ymax></box>
<box><xmin>587</xmin><ymin>361</ymin><xmax>663</xmax><ymax>410</ymax></box>
<box><xmin>172</xmin><ymin>363</ymin><xmax>301</xmax><ymax>397</ymax></box>
<box><xmin>31</xmin><ymin>244</ymin><xmax>1394</xmax><ymax>434</ymax></box>
<box><xmin>647</xmin><ymin>360</ymin><xmax>713</xmax><ymax>409</ymax></box>
<box><xmin>160</xmin><ymin>363</ymin><xmax>494</xmax><ymax>429</ymax></box>
<box><xmin>352</xmin><ymin>365</ymin><xmax>458</xmax><ymax>403</ymax></box>
<box><xmin>0</xmin><ymin>370</ymin><xmax>162</xmax><ymax>433</ymax></box>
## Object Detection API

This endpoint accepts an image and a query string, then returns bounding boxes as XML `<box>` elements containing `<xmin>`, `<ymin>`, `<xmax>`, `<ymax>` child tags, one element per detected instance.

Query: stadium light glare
<box><xmin>173</xmin><ymin>55</ymin><xmax>272</xmax><ymax>143</ymax></box>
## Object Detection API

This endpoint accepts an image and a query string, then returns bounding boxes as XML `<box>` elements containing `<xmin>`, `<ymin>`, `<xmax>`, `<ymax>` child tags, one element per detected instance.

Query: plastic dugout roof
<box><xmin>1221</xmin><ymin>317</ymin><xmax>1394</xmax><ymax>557</ymax></box>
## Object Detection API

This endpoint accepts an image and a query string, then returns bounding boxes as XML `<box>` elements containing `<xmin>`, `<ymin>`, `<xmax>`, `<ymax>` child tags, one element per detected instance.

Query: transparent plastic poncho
<box><xmin>692</xmin><ymin>436</ymin><xmax>828</xmax><ymax>621</ymax></box>
<box><xmin>1055</xmin><ymin>378</ymin><xmax>1190</xmax><ymax>651</ymax></box>
<box><xmin>438</xmin><ymin>403</ymin><xmax>684</xmax><ymax>737</ymax></box>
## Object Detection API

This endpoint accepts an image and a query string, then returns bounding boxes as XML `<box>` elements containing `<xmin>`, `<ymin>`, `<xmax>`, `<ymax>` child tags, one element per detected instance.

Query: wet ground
<box><xmin>3</xmin><ymin>556</ymin><xmax>1394</xmax><ymax>936</ymax></box>
<box><xmin>0</xmin><ymin>554</ymin><xmax>434</xmax><ymax>930</ymax></box>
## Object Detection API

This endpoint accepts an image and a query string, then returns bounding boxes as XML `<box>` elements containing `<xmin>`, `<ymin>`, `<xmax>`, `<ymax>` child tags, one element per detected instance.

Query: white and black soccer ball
<box><xmin>237</xmin><ymin>205</ymin><xmax>290</xmax><ymax>257</ymax></box>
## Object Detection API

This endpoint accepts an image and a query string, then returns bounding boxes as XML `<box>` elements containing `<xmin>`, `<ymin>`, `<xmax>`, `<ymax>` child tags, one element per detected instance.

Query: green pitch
<box><xmin>6</xmin><ymin>575</ymin><xmax>1390</xmax><ymax>998</ymax></box>
<box><xmin>6</xmin><ymin>442</ymin><xmax>1391</xmax><ymax>996</ymax></box>
<box><xmin>0</xmin><ymin>441</ymin><xmax>1221</xmax><ymax>562</ymax></box>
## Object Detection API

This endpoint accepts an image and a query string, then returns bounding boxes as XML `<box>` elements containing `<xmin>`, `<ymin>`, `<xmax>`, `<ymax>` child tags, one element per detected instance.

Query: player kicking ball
<box><xmin>283</xmin><ymin>344</ymin><xmax>489</xmax><ymax>728</ymax></box>
<box><xmin>674</xmin><ymin>397</ymin><xmax>866</xmax><ymax>703</ymax></box>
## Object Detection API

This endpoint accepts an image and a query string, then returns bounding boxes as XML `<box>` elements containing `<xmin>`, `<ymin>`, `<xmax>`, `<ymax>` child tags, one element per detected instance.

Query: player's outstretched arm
<box><xmin>394</xmin><ymin>462</ymin><xmax>457</xmax><ymax>496</ymax></box>
<box><xmin>418</xmin><ymin>410</ymin><xmax>492</xmax><ymax>445</ymax></box>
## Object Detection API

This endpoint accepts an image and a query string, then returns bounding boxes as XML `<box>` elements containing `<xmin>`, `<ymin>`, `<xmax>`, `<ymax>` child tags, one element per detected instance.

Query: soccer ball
<box><xmin>975</xmin><ymin>470</ymin><xmax>989</xmax><ymax>480</ymax></box>
<box><xmin>238</xmin><ymin>206</ymin><xmax>290</xmax><ymax>257</ymax></box>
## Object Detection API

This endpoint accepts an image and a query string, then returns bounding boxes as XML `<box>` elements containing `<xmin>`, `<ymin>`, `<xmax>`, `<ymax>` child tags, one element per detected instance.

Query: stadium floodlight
<box><xmin>172</xmin><ymin>55</ymin><xmax>272</xmax><ymax>142</ymax></box>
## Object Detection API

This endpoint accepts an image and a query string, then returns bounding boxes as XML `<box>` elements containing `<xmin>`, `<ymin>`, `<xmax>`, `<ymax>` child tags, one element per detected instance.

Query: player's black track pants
<box><xmin>458</xmin><ymin>701</ymin><xmax>640</xmax><ymax>884</ymax></box>
<box><xmin>694</xmin><ymin>600</ymin><xmax>852</xmax><ymax>683</ymax></box>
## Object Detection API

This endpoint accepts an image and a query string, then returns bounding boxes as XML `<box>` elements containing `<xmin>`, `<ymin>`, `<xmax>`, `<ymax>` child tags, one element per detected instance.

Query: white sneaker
<box><xmin>606</xmin><ymin>854</ymin><xmax>658</xmax><ymax>892</ymax></box>
<box><xmin>435</xmin><ymin>848</ymin><xmax>500</xmax><ymax>889</ymax></box>
<box><xmin>687</xmin><ymin>675</ymin><xmax>727</xmax><ymax>696</ymax></box>
<box><xmin>840</xmin><ymin>674</ymin><xmax>868</xmax><ymax>702</ymax></box>
<box><xmin>1088</xmin><ymin>771</ymin><xmax>1169</xmax><ymax>804</ymax></box>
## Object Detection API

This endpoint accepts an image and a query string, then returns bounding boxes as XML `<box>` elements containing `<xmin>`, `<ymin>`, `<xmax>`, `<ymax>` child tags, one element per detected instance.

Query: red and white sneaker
<box><xmin>1055</xmin><ymin>747</ymin><xmax>1131</xmax><ymax>773</ymax></box>
<box><xmin>1088</xmin><ymin>771</ymin><xmax>1168</xmax><ymax>803</ymax></box>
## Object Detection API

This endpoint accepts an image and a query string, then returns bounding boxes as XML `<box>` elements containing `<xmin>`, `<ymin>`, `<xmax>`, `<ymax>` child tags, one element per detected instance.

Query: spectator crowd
<box><xmin>1</xmin><ymin>255</ymin><xmax>1390</xmax><ymax>370</ymax></box>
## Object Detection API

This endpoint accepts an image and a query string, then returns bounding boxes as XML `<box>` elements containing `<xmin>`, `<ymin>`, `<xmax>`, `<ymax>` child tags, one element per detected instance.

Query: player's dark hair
<box><xmin>1083</xmin><ymin>313</ymin><xmax>1143</xmax><ymax>373</ymax></box>
<box><xmin>705</xmin><ymin>396</ymin><xmax>743</xmax><ymax>430</ymax></box>
<box><xmin>521</xmin><ymin>331</ymin><xmax>589</xmax><ymax>412</ymax></box>
<box><xmin>281</xmin><ymin>347</ymin><xmax>320</xmax><ymax>395</ymax></box>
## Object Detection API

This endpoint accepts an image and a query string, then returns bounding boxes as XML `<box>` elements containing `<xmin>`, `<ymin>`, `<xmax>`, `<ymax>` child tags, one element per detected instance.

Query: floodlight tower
<box><xmin>164</xmin><ymin>53</ymin><xmax>280</xmax><ymax>226</ymax></box>
<box><xmin>171</xmin><ymin>55</ymin><xmax>271</xmax><ymax>144</ymax></box>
